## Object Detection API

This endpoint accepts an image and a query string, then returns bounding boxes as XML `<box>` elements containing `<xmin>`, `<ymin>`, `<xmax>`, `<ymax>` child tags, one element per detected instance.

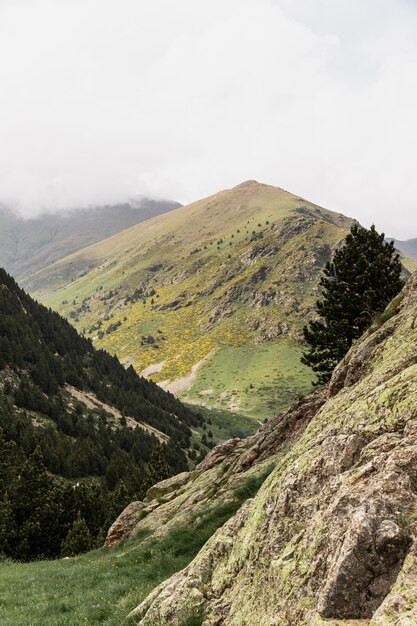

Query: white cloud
<box><xmin>0</xmin><ymin>0</ymin><xmax>416</xmax><ymax>237</ymax></box>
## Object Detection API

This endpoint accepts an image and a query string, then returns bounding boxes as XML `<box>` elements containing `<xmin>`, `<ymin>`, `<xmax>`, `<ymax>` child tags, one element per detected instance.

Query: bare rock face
<box><xmin>116</xmin><ymin>272</ymin><xmax>417</xmax><ymax>625</ymax></box>
<box><xmin>329</xmin><ymin>322</ymin><xmax>400</xmax><ymax>397</ymax></box>
<box><xmin>317</xmin><ymin>511</ymin><xmax>410</xmax><ymax>619</ymax></box>
<box><xmin>371</xmin><ymin>539</ymin><xmax>417</xmax><ymax>625</ymax></box>
<box><xmin>145</xmin><ymin>471</ymin><xmax>191</xmax><ymax>501</ymax></box>
<box><xmin>104</xmin><ymin>395</ymin><xmax>325</xmax><ymax>549</ymax></box>
<box><xmin>105</xmin><ymin>501</ymin><xmax>146</xmax><ymax>547</ymax></box>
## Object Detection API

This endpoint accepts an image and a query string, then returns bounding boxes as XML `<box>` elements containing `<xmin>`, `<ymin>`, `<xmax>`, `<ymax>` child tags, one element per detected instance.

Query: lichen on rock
<box><xmin>118</xmin><ymin>272</ymin><xmax>417</xmax><ymax>625</ymax></box>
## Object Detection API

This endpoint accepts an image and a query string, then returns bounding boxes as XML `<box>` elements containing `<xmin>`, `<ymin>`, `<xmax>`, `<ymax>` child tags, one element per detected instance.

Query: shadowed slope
<box><xmin>0</xmin><ymin>198</ymin><xmax>180</xmax><ymax>287</ymax></box>
<box><xmin>389</xmin><ymin>236</ymin><xmax>417</xmax><ymax>262</ymax></box>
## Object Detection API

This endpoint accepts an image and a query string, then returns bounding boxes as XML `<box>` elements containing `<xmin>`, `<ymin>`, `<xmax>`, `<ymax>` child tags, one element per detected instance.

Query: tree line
<box><xmin>0</xmin><ymin>268</ymin><xmax>204</xmax><ymax>560</ymax></box>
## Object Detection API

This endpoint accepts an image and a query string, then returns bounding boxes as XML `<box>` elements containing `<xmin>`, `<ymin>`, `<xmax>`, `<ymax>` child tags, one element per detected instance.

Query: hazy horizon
<box><xmin>1</xmin><ymin>0</ymin><xmax>417</xmax><ymax>238</ymax></box>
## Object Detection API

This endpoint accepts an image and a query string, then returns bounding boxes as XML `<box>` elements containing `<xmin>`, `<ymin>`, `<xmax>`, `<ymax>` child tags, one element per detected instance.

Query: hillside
<box><xmin>123</xmin><ymin>270</ymin><xmax>417</xmax><ymax>625</ymax></box>
<box><xmin>0</xmin><ymin>198</ymin><xmax>180</xmax><ymax>287</ymax></box>
<box><xmin>3</xmin><ymin>270</ymin><xmax>417</xmax><ymax>625</ymax></box>
<box><xmin>388</xmin><ymin>237</ymin><xmax>417</xmax><ymax>261</ymax></box>
<box><xmin>31</xmin><ymin>180</ymin><xmax>356</xmax><ymax>420</ymax></box>
<box><xmin>0</xmin><ymin>268</ymin><xmax>202</xmax><ymax>561</ymax></box>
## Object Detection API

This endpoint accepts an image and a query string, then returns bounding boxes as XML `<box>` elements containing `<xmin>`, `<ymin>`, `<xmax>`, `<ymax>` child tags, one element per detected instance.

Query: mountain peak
<box><xmin>232</xmin><ymin>179</ymin><xmax>260</xmax><ymax>187</ymax></box>
<box><xmin>30</xmin><ymin>180</ymin><xmax>355</xmax><ymax>419</ymax></box>
<box><xmin>230</xmin><ymin>179</ymin><xmax>268</xmax><ymax>192</ymax></box>
<box><xmin>227</xmin><ymin>179</ymin><xmax>289</xmax><ymax>200</ymax></box>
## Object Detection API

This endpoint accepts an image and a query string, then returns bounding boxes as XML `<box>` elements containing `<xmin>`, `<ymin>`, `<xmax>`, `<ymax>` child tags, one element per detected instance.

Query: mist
<box><xmin>0</xmin><ymin>0</ymin><xmax>417</xmax><ymax>237</ymax></box>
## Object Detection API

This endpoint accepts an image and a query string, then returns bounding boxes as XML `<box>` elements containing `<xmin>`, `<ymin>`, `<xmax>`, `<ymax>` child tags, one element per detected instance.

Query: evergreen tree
<box><xmin>13</xmin><ymin>446</ymin><xmax>63</xmax><ymax>560</ymax></box>
<box><xmin>302</xmin><ymin>224</ymin><xmax>404</xmax><ymax>384</ymax></box>
<box><xmin>147</xmin><ymin>444</ymin><xmax>171</xmax><ymax>486</ymax></box>
<box><xmin>61</xmin><ymin>512</ymin><xmax>93</xmax><ymax>557</ymax></box>
<box><xmin>0</xmin><ymin>494</ymin><xmax>16</xmax><ymax>556</ymax></box>
<box><xmin>0</xmin><ymin>427</ymin><xmax>17</xmax><ymax>493</ymax></box>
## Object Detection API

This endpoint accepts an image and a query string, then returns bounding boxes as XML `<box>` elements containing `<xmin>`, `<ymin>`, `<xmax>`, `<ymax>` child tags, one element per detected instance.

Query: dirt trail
<box><xmin>65</xmin><ymin>384</ymin><xmax>168</xmax><ymax>442</ymax></box>
<box><xmin>140</xmin><ymin>361</ymin><xmax>166</xmax><ymax>377</ymax></box>
<box><xmin>159</xmin><ymin>351</ymin><xmax>214</xmax><ymax>395</ymax></box>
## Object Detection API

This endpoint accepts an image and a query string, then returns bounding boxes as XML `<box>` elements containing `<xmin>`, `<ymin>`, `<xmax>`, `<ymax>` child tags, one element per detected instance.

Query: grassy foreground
<box><xmin>0</xmin><ymin>510</ymin><xmax>229</xmax><ymax>626</ymax></box>
<box><xmin>0</xmin><ymin>470</ymin><xmax>273</xmax><ymax>625</ymax></box>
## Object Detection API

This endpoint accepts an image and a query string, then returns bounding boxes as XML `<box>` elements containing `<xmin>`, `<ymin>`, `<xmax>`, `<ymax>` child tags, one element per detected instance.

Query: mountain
<box><xmin>0</xmin><ymin>268</ymin><xmax>202</xmax><ymax>561</ymax></box>
<box><xmin>30</xmin><ymin>180</ymin><xmax>358</xmax><ymax>420</ymax></box>
<box><xmin>388</xmin><ymin>237</ymin><xmax>417</xmax><ymax>261</ymax></box>
<box><xmin>101</xmin><ymin>269</ymin><xmax>417</xmax><ymax>624</ymax></box>
<box><xmin>0</xmin><ymin>198</ymin><xmax>181</xmax><ymax>287</ymax></box>
<box><xmin>3</xmin><ymin>270</ymin><xmax>417</xmax><ymax>624</ymax></box>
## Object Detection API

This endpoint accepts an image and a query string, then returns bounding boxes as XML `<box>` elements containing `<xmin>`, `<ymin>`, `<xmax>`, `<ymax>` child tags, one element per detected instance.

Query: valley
<box><xmin>1</xmin><ymin>195</ymin><xmax>417</xmax><ymax>625</ymax></box>
<box><xmin>31</xmin><ymin>180</ymin><xmax>356</xmax><ymax>421</ymax></box>
<box><xmin>2</xmin><ymin>2</ymin><xmax>417</xmax><ymax>623</ymax></box>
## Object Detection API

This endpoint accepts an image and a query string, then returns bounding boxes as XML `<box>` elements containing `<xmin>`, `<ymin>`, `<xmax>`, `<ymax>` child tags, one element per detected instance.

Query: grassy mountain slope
<box><xmin>32</xmin><ymin>180</ymin><xmax>355</xmax><ymax>420</ymax></box>
<box><xmin>4</xmin><ymin>271</ymin><xmax>417</xmax><ymax>625</ymax></box>
<box><xmin>0</xmin><ymin>268</ymin><xmax>204</xmax><ymax>560</ymax></box>
<box><xmin>0</xmin><ymin>198</ymin><xmax>180</xmax><ymax>288</ymax></box>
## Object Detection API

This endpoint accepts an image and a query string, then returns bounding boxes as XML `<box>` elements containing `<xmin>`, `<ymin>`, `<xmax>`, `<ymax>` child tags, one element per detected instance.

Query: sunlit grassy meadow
<box><xmin>186</xmin><ymin>340</ymin><xmax>314</xmax><ymax>419</ymax></box>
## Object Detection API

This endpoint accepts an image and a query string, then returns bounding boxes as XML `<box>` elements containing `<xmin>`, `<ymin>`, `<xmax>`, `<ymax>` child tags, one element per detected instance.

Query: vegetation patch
<box><xmin>0</xmin><ymin>468</ymin><xmax>272</xmax><ymax>625</ymax></box>
<box><xmin>33</xmin><ymin>182</ymin><xmax>352</xmax><ymax>419</ymax></box>
<box><xmin>187</xmin><ymin>341</ymin><xmax>315</xmax><ymax>419</ymax></box>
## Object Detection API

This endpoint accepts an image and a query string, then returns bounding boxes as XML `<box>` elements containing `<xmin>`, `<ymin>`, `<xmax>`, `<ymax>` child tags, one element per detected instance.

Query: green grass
<box><xmin>188</xmin><ymin>403</ymin><xmax>258</xmax><ymax>441</ymax></box>
<box><xmin>186</xmin><ymin>340</ymin><xmax>315</xmax><ymax>420</ymax></box>
<box><xmin>369</xmin><ymin>292</ymin><xmax>405</xmax><ymax>331</ymax></box>
<box><xmin>30</xmin><ymin>181</ymin><xmax>348</xmax><ymax>420</ymax></box>
<box><xmin>0</xmin><ymin>511</ymin><xmax>225</xmax><ymax>626</ymax></box>
<box><xmin>0</xmin><ymin>468</ymin><xmax>273</xmax><ymax>625</ymax></box>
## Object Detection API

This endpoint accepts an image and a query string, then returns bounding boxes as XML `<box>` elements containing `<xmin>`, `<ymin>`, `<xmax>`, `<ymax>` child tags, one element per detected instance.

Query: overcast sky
<box><xmin>1</xmin><ymin>0</ymin><xmax>417</xmax><ymax>237</ymax></box>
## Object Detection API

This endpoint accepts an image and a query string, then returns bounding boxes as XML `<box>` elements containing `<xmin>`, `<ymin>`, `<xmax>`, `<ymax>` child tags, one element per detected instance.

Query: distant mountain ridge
<box><xmin>388</xmin><ymin>236</ymin><xmax>417</xmax><ymax>261</ymax></box>
<box><xmin>0</xmin><ymin>198</ymin><xmax>181</xmax><ymax>287</ymax></box>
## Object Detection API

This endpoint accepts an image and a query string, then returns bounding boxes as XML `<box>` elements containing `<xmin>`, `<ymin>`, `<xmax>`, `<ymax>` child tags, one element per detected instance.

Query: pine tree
<box><xmin>0</xmin><ymin>493</ymin><xmax>16</xmax><ymax>556</ymax></box>
<box><xmin>13</xmin><ymin>446</ymin><xmax>63</xmax><ymax>560</ymax></box>
<box><xmin>0</xmin><ymin>427</ymin><xmax>17</xmax><ymax>493</ymax></box>
<box><xmin>302</xmin><ymin>224</ymin><xmax>404</xmax><ymax>384</ymax></box>
<box><xmin>61</xmin><ymin>512</ymin><xmax>93</xmax><ymax>557</ymax></box>
<box><xmin>147</xmin><ymin>444</ymin><xmax>171</xmax><ymax>486</ymax></box>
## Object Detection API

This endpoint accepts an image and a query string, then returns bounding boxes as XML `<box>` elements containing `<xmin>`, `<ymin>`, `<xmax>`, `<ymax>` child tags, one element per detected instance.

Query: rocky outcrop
<box><xmin>145</xmin><ymin>471</ymin><xmax>190</xmax><ymax>501</ymax></box>
<box><xmin>105</xmin><ymin>501</ymin><xmax>147</xmax><ymax>547</ymax></box>
<box><xmin>317</xmin><ymin>508</ymin><xmax>411</xmax><ymax>619</ymax></box>
<box><xmin>106</xmin><ymin>392</ymin><xmax>326</xmax><ymax>549</ymax></box>
<box><xmin>119</xmin><ymin>272</ymin><xmax>417</xmax><ymax>625</ymax></box>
